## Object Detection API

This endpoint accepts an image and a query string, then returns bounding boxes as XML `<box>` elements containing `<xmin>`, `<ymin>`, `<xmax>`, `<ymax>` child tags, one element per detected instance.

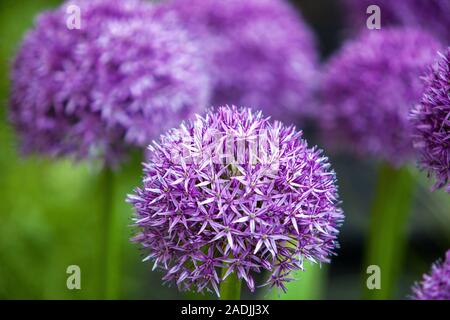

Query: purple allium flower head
<box><xmin>128</xmin><ymin>106</ymin><xmax>344</xmax><ymax>296</ymax></box>
<box><xmin>9</xmin><ymin>0</ymin><xmax>210</xmax><ymax>165</ymax></box>
<box><xmin>157</xmin><ymin>0</ymin><xmax>319</xmax><ymax>122</ymax></box>
<box><xmin>343</xmin><ymin>0</ymin><xmax>450</xmax><ymax>43</ymax></box>
<box><xmin>411</xmin><ymin>48</ymin><xmax>450</xmax><ymax>192</ymax></box>
<box><xmin>92</xmin><ymin>9</ymin><xmax>210</xmax><ymax>147</ymax></box>
<box><xmin>321</xmin><ymin>28</ymin><xmax>441</xmax><ymax>165</ymax></box>
<box><xmin>412</xmin><ymin>250</ymin><xmax>450</xmax><ymax>300</ymax></box>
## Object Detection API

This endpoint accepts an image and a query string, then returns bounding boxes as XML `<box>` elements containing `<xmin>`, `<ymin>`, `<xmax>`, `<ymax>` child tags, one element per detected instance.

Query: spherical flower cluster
<box><xmin>128</xmin><ymin>106</ymin><xmax>344</xmax><ymax>296</ymax></box>
<box><xmin>412</xmin><ymin>250</ymin><xmax>450</xmax><ymax>300</ymax></box>
<box><xmin>410</xmin><ymin>48</ymin><xmax>450</xmax><ymax>192</ymax></box>
<box><xmin>343</xmin><ymin>0</ymin><xmax>450</xmax><ymax>43</ymax></box>
<box><xmin>92</xmin><ymin>8</ymin><xmax>210</xmax><ymax>147</ymax></box>
<box><xmin>321</xmin><ymin>28</ymin><xmax>441</xmax><ymax>165</ymax></box>
<box><xmin>158</xmin><ymin>0</ymin><xmax>319</xmax><ymax>122</ymax></box>
<box><xmin>10</xmin><ymin>0</ymin><xmax>209</xmax><ymax>165</ymax></box>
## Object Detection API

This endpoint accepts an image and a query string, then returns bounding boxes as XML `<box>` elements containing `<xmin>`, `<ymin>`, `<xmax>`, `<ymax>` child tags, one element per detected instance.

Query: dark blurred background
<box><xmin>0</xmin><ymin>0</ymin><xmax>448</xmax><ymax>299</ymax></box>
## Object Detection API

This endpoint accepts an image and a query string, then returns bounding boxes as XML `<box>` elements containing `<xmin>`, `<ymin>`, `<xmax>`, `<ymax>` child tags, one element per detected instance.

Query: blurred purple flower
<box><xmin>158</xmin><ymin>0</ymin><xmax>319</xmax><ymax>122</ymax></box>
<box><xmin>128</xmin><ymin>106</ymin><xmax>344</xmax><ymax>296</ymax></box>
<box><xmin>343</xmin><ymin>0</ymin><xmax>450</xmax><ymax>43</ymax></box>
<box><xmin>411</xmin><ymin>48</ymin><xmax>450</xmax><ymax>192</ymax></box>
<box><xmin>412</xmin><ymin>250</ymin><xmax>450</xmax><ymax>300</ymax></box>
<box><xmin>10</xmin><ymin>0</ymin><xmax>209</xmax><ymax>165</ymax></box>
<box><xmin>321</xmin><ymin>28</ymin><xmax>441</xmax><ymax>165</ymax></box>
<box><xmin>93</xmin><ymin>10</ymin><xmax>210</xmax><ymax>147</ymax></box>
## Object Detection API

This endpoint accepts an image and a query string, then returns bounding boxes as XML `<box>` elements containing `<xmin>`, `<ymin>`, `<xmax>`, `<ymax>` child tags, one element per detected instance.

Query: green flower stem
<box><xmin>100</xmin><ymin>167</ymin><xmax>121</xmax><ymax>299</ymax></box>
<box><xmin>269</xmin><ymin>261</ymin><xmax>326</xmax><ymax>300</ymax></box>
<box><xmin>99</xmin><ymin>151</ymin><xmax>144</xmax><ymax>299</ymax></box>
<box><xmin>220</xmin><ymin>269</ymin><xmax>242</xmax><ymax>300</ymax></box>
<box><xmin>363</xmin><ymin>163</ymin><xmax>415</xmax><ymax>299</ymax></box>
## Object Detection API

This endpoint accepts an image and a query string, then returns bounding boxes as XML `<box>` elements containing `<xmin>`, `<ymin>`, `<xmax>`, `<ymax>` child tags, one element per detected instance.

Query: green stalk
<box><xmin>219</xmin><ymin>269</ymin><xmax>242</xmax><ymax>300</ymax></box>
<box><xmin>363</xmin><ymin>163</ymin><xmax>415</xmax><ymax>299</ymax></box>
<box><xmin>100</xmin><ymin>167</ymin><xmax>121</xmax><ymax>299</ymax></box>
<box><xmin>269</xmin><ymin>261</ymin><xmax>326</xmax><ymax>300</ymax></box>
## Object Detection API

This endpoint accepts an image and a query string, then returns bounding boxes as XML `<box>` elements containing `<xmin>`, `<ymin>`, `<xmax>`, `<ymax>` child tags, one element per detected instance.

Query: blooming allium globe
<box><xmin>9</xmin><ymin>0</ymin><xmax>209</xmax><ymax>165</ymax></box>
<box><xmin>93</xmin><ymin>8</ymin><xmax>210</xmax><ymax>147</ymax></box>
<box><xmin>157</xmin><ymin>0</ymin><xmax>319</xmax><ymax>122</ymax></box>
<box><xmin>128</xmin><ymin>106</ymin><xmax>344</xmax><ymax>296</ymax></box>
<box><xmin>411</xmin><ymin>48</ymin><xmax>450</xmax><ymax>192</ymax></box>
<box><xmin>412</xmin><ymin>250</ymin><xmax>450</xmax><ymax>300</ymax></box>
<box><xmin>321</xmin><ymin>28</ymin><xmax>441</xmax><ymax>165</ymax></box>
<box><xmin>343</xmin><ymin>0</ymin><xmax>450</xmax><ymax>43</ymax></box>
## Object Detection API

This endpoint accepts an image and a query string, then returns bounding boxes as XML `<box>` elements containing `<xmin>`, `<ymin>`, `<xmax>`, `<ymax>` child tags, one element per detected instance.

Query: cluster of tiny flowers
<box><xmin>343</xmin><ymin>0</ymin><xmax>450</xmax><ymax>43</ymax></box>
<box><xmin>128</xmin><ymin>106</ymin><xmax>344</xmax><ymax>296</ymax></box>
<box><xmin>157</xmin><ymin>0</ymin><xmax>319</xmax><ymax>122</ymax></box>
<box><xmin>9</xmin><ymin>0</ymin><xmax>209</xmax><ymax>165</ymax></box>
<box><xmin>321</xmin><ymin>28</ymin><xmax>441</xmax><ymax>165</ymax></box>
<box><xmin>412</xmin><ymin>250</ymin><xmax>450</xmax><ymax>300</ymax></box>
<box><xmin>410</xmin><ymin>48</ymin><xmax>450</xmax><ymax>192</ymax></box>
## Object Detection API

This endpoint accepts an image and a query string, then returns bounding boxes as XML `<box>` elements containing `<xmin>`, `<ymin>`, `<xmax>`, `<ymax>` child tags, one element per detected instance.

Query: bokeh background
<box><xmin>0</xmin><ymin>0</ymin><xmax>448</xmax><ymax>299</ymax></box>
